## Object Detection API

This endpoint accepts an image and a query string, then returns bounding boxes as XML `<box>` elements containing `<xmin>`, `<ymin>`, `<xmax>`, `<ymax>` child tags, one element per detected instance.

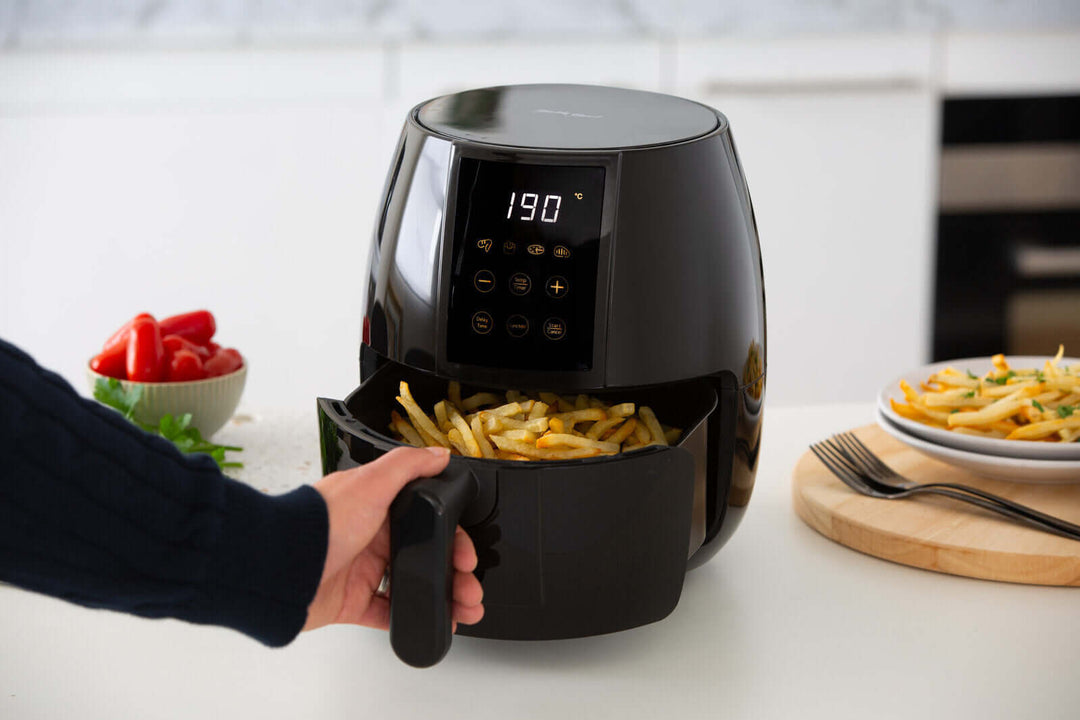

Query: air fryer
<box><xmin>318</xmin><ymin>84</ymin><xmax>766</xmax><ymax>667</ymax></box>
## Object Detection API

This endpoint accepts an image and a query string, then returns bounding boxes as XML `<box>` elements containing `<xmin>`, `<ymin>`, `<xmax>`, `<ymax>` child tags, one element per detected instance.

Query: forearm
<box><xmin>0</xmin><ymin>338</ymin><xmax>328</xmax><ymax>646</ymax></box>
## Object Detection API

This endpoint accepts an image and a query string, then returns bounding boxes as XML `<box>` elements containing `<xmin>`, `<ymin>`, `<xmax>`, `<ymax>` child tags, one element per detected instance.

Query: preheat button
<box><xmin>473</xmin><ymin>269</ymin><xmax>496</xmax><ymax>293</ymax></box>
<box><xmin>545</xmin><ymin>276</ymin><xmax>569</xmax><ymax>299</ymax></box>
<box><xmin>543</xmin><ymin>317</ymin><xmax>567</xmax><ymax>341</ymax></box>
<box><xmin>471</xmin><ymin>311</ymin><xmax>493</xmax><ymax>335</ymax></box>
<box><xmin>509</xmin><ymin>272</ymin><xmax>532</xmax><ymax>296</ymax></box>
<box><xmin>506</xmin><ymin>315</ymin><xmax>530</xmax><ymax>338</ymax></box>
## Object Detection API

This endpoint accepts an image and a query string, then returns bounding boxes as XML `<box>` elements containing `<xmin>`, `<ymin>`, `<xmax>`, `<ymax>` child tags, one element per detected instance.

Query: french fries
<box><xmin>890</xmin><ymin>345</ymin><xmax>1079</xmax><ymax>443</ymax></box>
<box><xmin>390</xmin><ymin>381</ymin><xmax>681</xmax><ymax>460</ymax></box>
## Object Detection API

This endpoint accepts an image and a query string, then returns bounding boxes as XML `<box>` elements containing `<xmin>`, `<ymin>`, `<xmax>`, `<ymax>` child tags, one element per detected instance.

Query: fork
<box><xmin>810</xmin><ymin>434</ymin><xmax>1080</xmax><ymax>541</ymax></box>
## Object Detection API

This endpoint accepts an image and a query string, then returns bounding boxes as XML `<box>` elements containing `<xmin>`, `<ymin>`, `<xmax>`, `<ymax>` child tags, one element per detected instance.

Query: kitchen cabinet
<box><xmin>676</xmin><ymin>36</ymin><xmax>939</xmax><ymax>405</ymax></box>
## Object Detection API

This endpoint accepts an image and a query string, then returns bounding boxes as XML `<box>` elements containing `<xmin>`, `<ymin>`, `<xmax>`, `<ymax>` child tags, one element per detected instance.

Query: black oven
<box><xmin>932</xmin><ymin>95</ymin><xmax>1080</xmax><ymax>360</ymax></box>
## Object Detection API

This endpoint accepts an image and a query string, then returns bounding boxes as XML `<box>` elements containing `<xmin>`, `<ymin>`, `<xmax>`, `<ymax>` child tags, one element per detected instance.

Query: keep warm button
<box><xmin>543</xmin><ymin>317</ymin><xmax>567</xmax><ymax>341</ymax></box>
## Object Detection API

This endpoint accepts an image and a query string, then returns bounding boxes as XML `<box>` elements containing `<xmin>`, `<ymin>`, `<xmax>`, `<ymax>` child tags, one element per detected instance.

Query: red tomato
<box><xmin>102</xmin><ymin>312</ymin><xmax>154</xmax><ymax>355</ymax></box>
<box><xmin>162</xmin><ymin>333</ymin><xmax>210</xmax><ymax>359</ymax></box>
<box><xmin>204</xmin><ymin>347</ymin><xmax>243</xmax><ymax>378</ymax></box>
<box><xmin>90</xmin><ymin>346</ymin><xmax>127</xmax><ymax>378</ymax></box>
<box><xmin>159</xmin><ymin>310</ymin><xmax>216</xmax><ymax>346</ymax></box>
<box><xmin>167</xmin><ymin>349</ymin><xmax>206</xmax><ymax>382</ymax></box>
<box><xmin>126</xmin><ymin>317</ymin><xmax>165</xmax><ymax>382</ymax></box>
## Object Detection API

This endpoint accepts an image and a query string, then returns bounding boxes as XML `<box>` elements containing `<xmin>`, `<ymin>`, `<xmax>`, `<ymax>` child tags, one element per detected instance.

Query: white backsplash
<box><xmin>3</xmin><ymin>0</ymin><xmax>1080</xmax><ymax>48</ymax></box>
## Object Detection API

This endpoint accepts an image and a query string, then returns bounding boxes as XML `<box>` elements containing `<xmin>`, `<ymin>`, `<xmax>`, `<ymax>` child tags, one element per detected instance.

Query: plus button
<box><xmin>545</xmin><ymin>276</ymin><xmax>569</xmax><ymax>299</ymax></box>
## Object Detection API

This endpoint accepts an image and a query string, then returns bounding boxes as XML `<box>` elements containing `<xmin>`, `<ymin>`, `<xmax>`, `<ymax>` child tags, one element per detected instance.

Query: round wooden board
<box><xmin>792</xmin><ymin>425</ymin><xmax>1080</xmax><ymax>586</ymax></box>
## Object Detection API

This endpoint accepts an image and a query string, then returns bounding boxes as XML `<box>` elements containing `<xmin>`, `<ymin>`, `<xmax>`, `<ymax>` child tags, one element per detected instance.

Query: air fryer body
<box><xmin>324</xmin><ymin>84</ymin><xmax>765</xmax><ymax>642</ymax></box>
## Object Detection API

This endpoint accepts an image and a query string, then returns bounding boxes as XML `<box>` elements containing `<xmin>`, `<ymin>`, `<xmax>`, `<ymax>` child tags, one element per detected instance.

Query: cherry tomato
<box><xmin>90</xmin><ymin>346</ymin><xmax>127</xmax><ymax>379</ymax></box>
<box><xmin>167</xmin><ymin>349</ymin><xmax>206</xmax><ymax>382</ymax></box>
<box><xmin>159</xmin><ymin>310</ymin><xmax>216</xmax><ymax>346</ymax></box>
<box><xmin>126</xmin><ymin>317</ymin><xmax>165</xmax><ymax>382</ymax></box>
<box><xmin>204</xmin><ymin>347</ymin><xmax>243</xmax><ymax>378</ymax></box>
<box><xmin>162</xmin><ymin>334</ymin><xmax>210</xmax><ymax>359</ymax></box>
<box><xmin>102</xmin><ymin>312</ymin><xmax>154</xmax><ymax>356</ymax></box>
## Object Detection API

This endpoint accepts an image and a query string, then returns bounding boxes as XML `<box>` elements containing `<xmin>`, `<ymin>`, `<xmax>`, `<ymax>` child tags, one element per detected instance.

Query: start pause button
<box><xmin>543</xmin><ymin>317</ymin><xmax>567</xmax><ymax>341</ymax></box>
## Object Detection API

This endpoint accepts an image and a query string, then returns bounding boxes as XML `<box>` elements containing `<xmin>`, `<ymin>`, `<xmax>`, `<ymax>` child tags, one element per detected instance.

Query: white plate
<box><xmin>877</xmin><ymin>355</ymin><xmax>1080</xmax><ymax>461</ymax></box>
<box><xmin>875</xmin><ymin>407</ymin><xmax>1080</xmax><ymax>484</ymax></box>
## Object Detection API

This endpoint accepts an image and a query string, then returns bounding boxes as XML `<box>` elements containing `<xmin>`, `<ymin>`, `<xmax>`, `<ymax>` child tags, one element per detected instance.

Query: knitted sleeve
<box><xmin>0</xmin><ymin>338</ymin><xmax>328</xmax><ymax>647</ymax></box>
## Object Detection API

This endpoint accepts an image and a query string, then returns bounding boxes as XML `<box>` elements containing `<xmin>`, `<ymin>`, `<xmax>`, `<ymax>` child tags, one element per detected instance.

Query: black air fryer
<box><xmin>318</xmin><ymin>84</ymin><xmax>766</xmax><ymax>667</ymax></box>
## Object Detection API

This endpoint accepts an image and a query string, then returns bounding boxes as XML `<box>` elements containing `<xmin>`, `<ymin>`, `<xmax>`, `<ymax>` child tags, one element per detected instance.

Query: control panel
<box><xmin>446</xmin><ymin>158</ymin><xmax>605</xmax><ymax>371</ymax></box>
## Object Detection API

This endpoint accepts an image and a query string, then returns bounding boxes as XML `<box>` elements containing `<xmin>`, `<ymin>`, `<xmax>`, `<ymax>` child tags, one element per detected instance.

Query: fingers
<box><xmin>452</xmin><ymin>526</ymin><xmax>477</xmax><ymax>572</ymax></box>
<box><xmin>453</xmin><ymin>599</ymin><xmax>485</xmax><ymax>627</ymax></box>
<box><xmin>452</xmin><ymin>567</ymin><xmax>483</xmax><ymax>608</ymax></box>
<box><xmin>353</xmin><ymin>570</ymin><xmax>482</xmax><ymax>632</ymax></box>
<box><xmin>357</xmin><ymin>446</ymin><xmax>451</xmax><ymax>508</ymax></box>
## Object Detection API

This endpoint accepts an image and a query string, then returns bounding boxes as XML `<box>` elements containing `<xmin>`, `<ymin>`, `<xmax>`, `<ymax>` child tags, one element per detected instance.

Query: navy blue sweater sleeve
<box><xmin>0</xmin><ymin>338</ymin><xmax>328</xmax><ymax>647</ymax></box>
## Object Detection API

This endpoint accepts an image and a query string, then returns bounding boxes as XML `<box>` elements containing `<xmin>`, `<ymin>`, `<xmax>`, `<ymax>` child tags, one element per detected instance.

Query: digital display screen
<box><xmin>446</xmin><ymin>159</ymin><xmax>605</xmax><ymax>371</ymax></box>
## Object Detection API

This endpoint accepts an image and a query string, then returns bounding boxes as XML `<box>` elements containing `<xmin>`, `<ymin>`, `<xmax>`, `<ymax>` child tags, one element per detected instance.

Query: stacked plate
<box><xmin>876</xmin><ymin>356</ymin><xmax>1080</xmax><ymax>484</ymax></box>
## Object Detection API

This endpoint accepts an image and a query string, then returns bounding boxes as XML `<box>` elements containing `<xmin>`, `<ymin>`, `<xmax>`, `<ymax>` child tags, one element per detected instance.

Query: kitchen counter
<box><xmin>2</xmin><ymin>403</ymin><xmax>1077</xmax><ymax>719</ymax></box>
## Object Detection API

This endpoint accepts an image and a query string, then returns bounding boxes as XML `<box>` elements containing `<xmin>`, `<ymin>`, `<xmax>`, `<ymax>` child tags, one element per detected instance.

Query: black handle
<box><xmin>389</xmin><ymin>463</ymin><xmax>479</xmax><ymax>668</ymax></box>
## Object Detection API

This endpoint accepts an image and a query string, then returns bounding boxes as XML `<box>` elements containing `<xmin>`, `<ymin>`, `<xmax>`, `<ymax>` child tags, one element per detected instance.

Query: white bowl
<box><xmin>87</xmin><ymin>360</ymin><xmax>247</xmax><ymax>438</ymax></box>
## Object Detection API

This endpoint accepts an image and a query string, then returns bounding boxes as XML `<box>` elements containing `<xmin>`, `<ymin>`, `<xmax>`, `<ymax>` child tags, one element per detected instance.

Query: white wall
<box><xmin>2</xmin><ymin>32</ymin><xmax>1079</xmax><ymax>410</ymax></box>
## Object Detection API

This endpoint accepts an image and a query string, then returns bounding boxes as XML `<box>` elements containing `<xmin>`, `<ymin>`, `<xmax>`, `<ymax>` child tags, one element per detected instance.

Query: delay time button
<box><xmin>509</xmin><ymin>272</ymin><xmax>532</xmax><ymax>296</ymax></box>
<box><xmin>471</xmin><ymin>311</ymin><xmax>494</xmax><ymax>335</ymax></box>
<box><xmin>473</xmin><ymin>269</ymin><xmax>496</xmax><ymax>293</ymax></box>
<box><xmin>545</xmin><ymin>276</ymin><xmax>569</xmax><ymax>299</ymax></box>
<box><xmin>543</xmin><ymin>317</ymin><xmax>567</xmax><ymax>341</ymax></box>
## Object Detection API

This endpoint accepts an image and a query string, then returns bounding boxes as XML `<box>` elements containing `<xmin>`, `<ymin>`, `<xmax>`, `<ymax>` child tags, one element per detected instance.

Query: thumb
<box><xmin>361</xmin><ymin>445</ymin><xmax>451</xmax><ymax>508</ymax></box>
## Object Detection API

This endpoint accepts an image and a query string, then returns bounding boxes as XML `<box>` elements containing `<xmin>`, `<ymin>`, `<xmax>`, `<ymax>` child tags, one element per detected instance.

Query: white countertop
<box><xmin>2</xmin><ymin>403</ymin><xmax>1077</xmax><ymax>719</ymax></box>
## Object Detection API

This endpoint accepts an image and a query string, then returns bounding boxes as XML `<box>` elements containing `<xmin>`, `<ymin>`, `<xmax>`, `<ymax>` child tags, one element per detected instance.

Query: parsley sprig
<box><xmin>94</xmin><ymin>378</ymin><xmax>243</xmax><ymax>469</ymax></box>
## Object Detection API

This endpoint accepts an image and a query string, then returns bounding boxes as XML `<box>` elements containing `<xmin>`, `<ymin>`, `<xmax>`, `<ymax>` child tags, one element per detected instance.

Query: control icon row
<box><xmin>474</xmin><ymin>238</ymin><xmax>572</xmax><ymax>259</ymax></box>
<box><xmin>473</xmin><ymin>270</ymin><xmax>568</xmax><ymax>298</ymax></box>
<box><xmin>471</xmin><ymin>311</ymin><xmax>566</xmax><ymax>341</ymax></box>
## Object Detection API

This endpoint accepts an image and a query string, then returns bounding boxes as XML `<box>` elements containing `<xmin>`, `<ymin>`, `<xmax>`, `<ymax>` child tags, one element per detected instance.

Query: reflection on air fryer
<box><xmin>390</xmin><ymin>379</ymin><xmax>682</xmax><ymax>461</ymax></box>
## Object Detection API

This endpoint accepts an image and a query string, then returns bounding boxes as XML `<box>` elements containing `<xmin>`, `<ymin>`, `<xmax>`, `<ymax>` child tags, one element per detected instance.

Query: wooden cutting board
<box><xmin>792</xmin><ymin>425</ymin><xmax>1080</xmax><ymax>586</ymax></box>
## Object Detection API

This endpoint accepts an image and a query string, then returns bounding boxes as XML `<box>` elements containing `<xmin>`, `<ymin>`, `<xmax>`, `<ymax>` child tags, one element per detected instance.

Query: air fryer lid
<box><xmin>416</xmin><ymin>83</ymin><xmax>721</xmax><ymax>150</ymax></box>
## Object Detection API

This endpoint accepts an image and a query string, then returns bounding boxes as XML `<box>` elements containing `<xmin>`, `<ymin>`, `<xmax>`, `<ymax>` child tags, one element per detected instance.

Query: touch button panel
<box><xmin>447</xmin><ymin>158</ymin><xmax>605</xmax><ymax>371</ymax></box>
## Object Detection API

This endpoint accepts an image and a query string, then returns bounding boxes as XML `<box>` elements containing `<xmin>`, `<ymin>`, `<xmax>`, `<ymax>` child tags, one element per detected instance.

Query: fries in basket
<box><xmin>891</xmin><ymin>345</ymin><xmax>1080</xmax><ymax>443</ymax></box>
<box><xmin>390</xmin><ymin>381</ymin><xmax>682</xmax><ymax>460</ymax></box>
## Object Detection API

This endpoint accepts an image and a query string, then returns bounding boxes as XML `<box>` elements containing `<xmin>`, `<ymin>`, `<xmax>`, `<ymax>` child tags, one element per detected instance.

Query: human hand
<box><xmin>303</xmin><ymin>446</ymin><xmax>484</xmax><ymax>633</ymax></box>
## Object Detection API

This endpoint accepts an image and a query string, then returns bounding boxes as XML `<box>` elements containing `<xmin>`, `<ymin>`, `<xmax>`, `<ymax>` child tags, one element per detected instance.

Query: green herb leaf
<box><xmin>966</xmin><ymin>370</ymin><xmax>978</xmax><ymax>380</ymax></box>
<box><xmin>93</xmin><ymin>378</ymin><xmax>143</xmax><ymax>421</ymax></box>
<box><xmin>1032</xmin><ymin>400</ymin><xmax>1045</xmax><ymax>412</ymax></box>
<box><xmin>1058</xmin><ymin>405</ymin><xmax>1075</xmax><ymax>419</ymax></box>
<box><xmin>964</xmin><ymin>391</ymin><xmax>975</xmax><ymax>398</ymax></box>
<box><xmin>93</xmin><ymin>378</ymin><xmax>242</xmax><ymax>469</ymax></box>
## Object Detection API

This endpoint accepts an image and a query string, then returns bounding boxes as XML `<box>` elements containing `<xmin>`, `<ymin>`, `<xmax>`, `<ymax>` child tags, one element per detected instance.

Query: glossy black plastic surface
<box><xmin>317</xmin><ymin>362</ymin><xmax>717</xmax><ymax>645</ymax></box>
<box><xmin>417</xmin><ymin>84</ymin><xmax>719</xmax><ymax>150</ymax></box>
<box><xmin>389</xmin><ymin>464</ymin><xmax>478</xmax><ymax>668</ymax></box>
<box><xmin>331</xmin><ymin>84</ymin><xmax>767</xmax><ymax>659</ymax></box>
<box><xmin>363</xmin><ymin>84</ymin><xmax>766</xmax><ymax>393</ymax></box>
